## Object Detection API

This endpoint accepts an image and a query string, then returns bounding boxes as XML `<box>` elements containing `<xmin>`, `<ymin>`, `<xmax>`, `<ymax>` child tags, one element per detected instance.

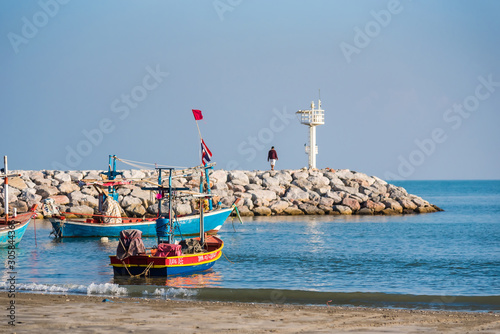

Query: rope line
<box><xmin>222</xmin><ymin>251</ymin><xmax>234</xmax><ymax>264</ymax></box>
<box><xmin>116</xmin><ymin>157</ymin><xmax>190</xmax><ymax>169</ymax></box>
<box><xmin>121</xmin><ymin>260</ymin><xmax>154</xmax><ymax>277</ymax></box>
<box><xmin>118</xmin><ymin>237</ymin><xmax>154</xmax><ymax>277</ymax></box>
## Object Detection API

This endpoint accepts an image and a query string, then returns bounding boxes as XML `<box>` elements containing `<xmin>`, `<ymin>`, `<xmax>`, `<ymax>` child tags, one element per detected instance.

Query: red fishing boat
<box><xmin>109</xmin><ymin>167</ymin><xmax>225</xmax><ymax>277</ymax></box>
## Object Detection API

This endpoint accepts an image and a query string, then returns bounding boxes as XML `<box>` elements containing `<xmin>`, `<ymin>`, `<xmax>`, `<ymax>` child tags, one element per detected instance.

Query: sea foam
<box><xmin>0</xmin><ymin>282</ymin><xmax>127</xmax><ymax>296</ymax></box>
<box><xmin>143</xmin><ymin>287</ymin><xmax>197</xmax><ymax>299</ymax></box>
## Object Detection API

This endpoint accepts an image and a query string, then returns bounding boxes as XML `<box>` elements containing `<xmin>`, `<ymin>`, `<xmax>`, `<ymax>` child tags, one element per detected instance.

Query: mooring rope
<box><xmin>118</xmin><ymin>237</ymin><xmax>154</xmax><ymax>277</ymax></box>
<box><xmin>121</xmin><ymin>260</ymin><xmax>154</xmax><ymax>278</ymax></box>
<box><xmin>222</xmin><ymin>251</ymin><xmax>234</xmax><ymax>265</ymax></box>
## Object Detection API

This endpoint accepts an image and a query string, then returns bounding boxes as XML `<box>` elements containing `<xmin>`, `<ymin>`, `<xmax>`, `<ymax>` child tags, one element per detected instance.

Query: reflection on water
<box><xmin>304</xmin><ymin>220</ymin><xmax>325</xmax><ymax>253</ymax></box>
<box><xmin>113</xmin><ymin>269</ymin><xmax>222</xmax><ymax>288</ymax></box>
<box><xmin>3</xmin><ymin>185</ymin><xmax>500</xmax><ymax>302</ymax></box>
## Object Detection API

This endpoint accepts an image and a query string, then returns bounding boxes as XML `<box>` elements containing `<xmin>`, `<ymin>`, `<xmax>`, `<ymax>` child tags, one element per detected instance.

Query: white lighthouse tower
<box><xmin>296</xmin><ymin>98</ymin><xmax>324</xmax><ymax>169</ymax></box>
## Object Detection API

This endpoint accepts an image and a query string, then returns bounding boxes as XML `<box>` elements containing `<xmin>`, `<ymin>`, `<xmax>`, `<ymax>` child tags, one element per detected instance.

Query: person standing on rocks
<box><xmin>267</xmin><ymin>146</ymin><xmax>278</xmax><ymax>171</ymax></box>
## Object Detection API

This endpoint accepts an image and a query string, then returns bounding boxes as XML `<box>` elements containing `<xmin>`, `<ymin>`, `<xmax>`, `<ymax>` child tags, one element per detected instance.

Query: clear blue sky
<box><xmin>1</xmin><ymin>0</ymin><xmax>499</xmax><ymax>180</ymax></box>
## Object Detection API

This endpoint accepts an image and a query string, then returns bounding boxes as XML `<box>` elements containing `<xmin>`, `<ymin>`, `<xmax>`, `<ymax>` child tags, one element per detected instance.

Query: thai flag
<box><xmin>201</xmin><ymin>139</ymin><xmax>212</xmax><ymax>166</ymax></box>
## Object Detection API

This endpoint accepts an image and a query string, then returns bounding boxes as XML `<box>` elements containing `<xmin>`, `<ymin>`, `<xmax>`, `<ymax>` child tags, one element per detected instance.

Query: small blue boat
<box><xmin>0</xmin><ymin>212</ymin><xmax>35</xmax><ymax>247</ymax></box>
<box><xmin>1</xmin><ymin>155</ymin><xmax>36</xmax><ymax>247</ymax></box>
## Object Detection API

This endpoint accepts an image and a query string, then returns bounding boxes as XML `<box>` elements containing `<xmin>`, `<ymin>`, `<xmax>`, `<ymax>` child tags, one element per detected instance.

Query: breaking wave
<box><xmin>0</xmin><ymin>282</ymin><xmax>127</xmax><ymax>296</ymax></box>
<box><xmin>143</xmin><ymin>287</ymin><xmax>198</xmax><ymax>298</ymax></box>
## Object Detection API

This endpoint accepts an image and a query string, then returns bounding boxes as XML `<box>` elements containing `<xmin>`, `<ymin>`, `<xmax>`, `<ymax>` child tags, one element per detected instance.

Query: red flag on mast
<box><xmin>201</xmin><ymin>139</ymin><xmax>212</xmax><ymax>166</ymax></box>
<box><xmin>192</xmin><ymin>109</ymin><xmax>203</xmax><ymax>120</ymax></box>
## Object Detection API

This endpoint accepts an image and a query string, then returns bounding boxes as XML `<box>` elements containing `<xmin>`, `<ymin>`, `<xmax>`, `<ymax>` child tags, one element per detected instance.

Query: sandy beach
<box><xmin>1</xmin><ymin>292</ymin><xmax>499</xmax><ymax>333</ymax></box>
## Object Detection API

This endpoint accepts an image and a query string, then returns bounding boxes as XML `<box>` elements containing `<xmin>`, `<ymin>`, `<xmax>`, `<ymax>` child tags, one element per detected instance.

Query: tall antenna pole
<box><xmin>296</xmin><ymin>96</ymin><xmax>325</xmax><ymax>169</ymax></box>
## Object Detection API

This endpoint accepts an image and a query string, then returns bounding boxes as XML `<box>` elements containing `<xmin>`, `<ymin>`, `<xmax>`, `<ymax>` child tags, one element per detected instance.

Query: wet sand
<box><xmin>1</xmin><ymin>292</ymin><xmax>499</xmax><ymax>333</ymax></box>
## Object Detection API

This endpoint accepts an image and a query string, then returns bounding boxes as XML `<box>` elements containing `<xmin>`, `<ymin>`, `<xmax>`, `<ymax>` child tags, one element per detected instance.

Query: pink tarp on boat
<box><xmin>156</xmin><ymin>243</ymin><xmax>182</xmax><ymax>257</ymax></box>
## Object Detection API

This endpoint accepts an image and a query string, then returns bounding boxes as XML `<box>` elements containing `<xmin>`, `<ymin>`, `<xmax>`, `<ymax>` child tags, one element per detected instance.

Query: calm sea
<box><xmin>1</xmin><ymin>180</ymin><xmax>499</xmax><ymax>311</ymax></box>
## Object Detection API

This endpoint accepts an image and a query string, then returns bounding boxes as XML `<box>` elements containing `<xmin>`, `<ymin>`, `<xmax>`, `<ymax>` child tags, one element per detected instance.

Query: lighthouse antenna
<box><xmin>295</xmin><ymin>94</ymin><xmax>325</xmax><ymax>169</ymax></box>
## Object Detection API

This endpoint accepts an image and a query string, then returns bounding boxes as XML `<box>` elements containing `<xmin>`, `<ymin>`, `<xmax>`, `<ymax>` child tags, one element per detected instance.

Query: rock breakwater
<box><xmin>0</xmin><ymin>168</ymin><xmax>442</xmax><ymax>218</ymax></box>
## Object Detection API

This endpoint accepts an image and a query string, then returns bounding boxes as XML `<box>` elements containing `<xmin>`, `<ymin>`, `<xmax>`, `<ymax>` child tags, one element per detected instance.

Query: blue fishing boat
<box><xmin>47</xmin><ymin>155</ymin><xmax>240</xmax><ymax>238</ymax></box>
<box><xmin>48</xmin><ymin>206</ymin><xmax>235</xmax><ymax>238</ymax></box>
<box><xmin>110</xmin><ymin>167</ymin><xmax>224</xmax><ymax>277</ymax></box>
<box><xmin>0</xmin><ymin>156</ymin><xmax>37</xmax><ymax>247</ymax></box>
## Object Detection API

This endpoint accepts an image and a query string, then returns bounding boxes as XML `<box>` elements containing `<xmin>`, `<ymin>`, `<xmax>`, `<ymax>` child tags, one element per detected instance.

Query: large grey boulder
<box><xmin>358</xmin><ymin>207</ymin><xmax>374</xmax><ymax>215</ymax></box>
<box><xmin>68</xmin><ymin>171</ymin><xmax>84</xmax><ymax>182</ymax></box>
<box><xmin>342</xmin><ymin>197</ymin><xmax>361</xmax><ymax>211</ymax></box>
<box><xmin>32</xmin><ymin>175</ymin><xmax>51</xmax><ymax>186</ymax></box>
<box><xmin>237</xmin><ymin>205</ymin><xmax>254</xmax><ymax>216</ymax></box>
<box><xmin>122</xmin><ymin>170</ymin><xmax>146</xmax><ymax>179</ymax></box>
<box><xmin>212</xmin><ymin>182</ymin><xmax>228</xmax><ymax>190</ymax></box>
<box><xmin>175</xmin><ymin>203</ymin><xmax>193</xmax><ymax>216</ymax></box>
<box><xmin>68</xmin><ymin>205</ymin><xmax>94</xmax><ymax>215</ymax></box>
<box><xmin>262</xmin><ymin>176</ymin><xmax>280</xmax><ymax>188</ymax></box>
<box><xmin>291</xmin><ymin>178</ymin><xmax>313</xmax><ymax>191</ymax></box>
<box><xmin>54</xmin><ymin>172</ymin><xmax>72</xmax><ymax>183</ymax></box>
<box><xmin>399</xmin><ymin>198</ymin><xmax>417</xmax><ymax>211</ymax></box>
<box><xmin>121</xmin><ymin>196</ymin><xmax>143</xmax><ymax>208</ymax></box>
<box><xmin>299</xmin><ymin>203</ymin><xmax>325</xmax><ymax>215</ymax></box>
<box><xmin>334</xmin><ymin>169</ymin><xmax>355</xmax><ymax>180</ymax></box>
<box><xmin>319</xmin><ymin>197</ymin><xmax>334</xmax><ymax>207</ymax></box>
<box><xmin>20</xmin><ymin>189</ymin><xmax>41</xmax><ymax>208</ymax></box>
<box><xmin>11</xmin><ymin>200</ymin><xmax>28</xmax><ymax>213</ymax></box>
<box><xmin>83</xmin><ymin>171</ymin><xmax>101</xmax><ymax>180</ymax></box>
<box><xmin>284</xmin><ymin>205</ymin><xmax>304</xmax><ymax>215</ymax></box>
<box><xmin>245</xmin><ymin>184</ymin><xmax>262</xmax><ymax>191</ymax></box>
<box><xmin>228</xmin><ymin>171</ymin><xmax>249</xmax><ymax>185</ymax></box>
<box><xmin>325</xmin><ymin>190</ymin><xmax>343</xmax><ymax>204</ymax></box>
<box><xmin>248</xmin><ymin>189</ymin><xmax>277</xmax><ymax>202</ymax></box>
<box><xmin>292</xmin><ymin>170</ymin><xmax>309</xmax><ymax>180</ymax></box>
<box><xmin>382</xmin><ymin>199</ymin><xmax>403</xmax><ymax>213</ymax></box>
<box><xmin>253</xmin><ymin>206</ymin><xmax>272</xmax><ymax>216</ymax></box>
<box><xmin>58</xmin><ymin>182</ymin><xmax>80</xmax><ymax>194</ymax></box>
<box><xmin>50</xmin><ymin>195</ymin><xmax>70</xmax><ymax>205</ymax></box>
<box><xmin>81</xmin><ymin>186</ymin><xmax>99</xmax><ymax>197</ymax></box>
<box><xmin>126</xmin><ymin>204</ymin><xmax>146</xmax><ymax>217</ymax></box>
<box><xmin>284</xmin><ymin>186</ymin><xmax>309</xmax><ymax>201</ymax></box>
<box><xmin>307</xmin><ymin>175</ymin><xmax>330</xmax><ymax>187</ymax></box>
<box><xmin>353</xmin><ymin>172</ymin><xmax>375</xmax><ymax>186</ymax></box>
<box><xmin>332</xmin><ymin>205</ymin><xmax>352</xmax><ymax>215</ymax></box>
<box><xmin>362</xmin><ymin>200</ymin><xmax>386</xmax><ymax>212</ymax></box>
<box><xmin>230</xmin><ymin>184</ymin><xmax>246</xmax><ymax>193</ymax></box>
<box><xmin>270</xmin><ymin>200</ymin><xmax>290</xmax><ymax>214</ymax></box>
<box><xmin>35</xmin><ymin>185</ymin><xmax>59</xmax><ymax>199</ymax></box>
<box><xmin>8</xmin><ymin>177</ymin><xmax>27</xmax><ymax>190</ymax></box>
<box><xmin>411</xmin><ymin>196</ymin><xmax>428</xmax><ymax>207</ymax></box>
<box><xmin>210</xmin><ymin>169</ymin><xmax>227</xmax><ymax>183</ymax></box>
<box><xmin>267</xmin><ymin>185</ymin><xmax>286</xmax><ymax>196</ymax></box>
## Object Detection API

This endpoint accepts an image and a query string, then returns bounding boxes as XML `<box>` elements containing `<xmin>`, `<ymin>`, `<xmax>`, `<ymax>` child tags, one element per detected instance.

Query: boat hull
<box><xmin>0</xmin><ymin>213</ymin><xmax>33</xmax><ymax>247</ymax></box>
<box><xmin>50</xmin><ymin>207</ymin><xmax>234</xmax><ymax>238</ymax></box>
<box><xmin>110</xmin><ymin>236</ymin><xmax>223</xmax><ymax>277</ymax></box>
